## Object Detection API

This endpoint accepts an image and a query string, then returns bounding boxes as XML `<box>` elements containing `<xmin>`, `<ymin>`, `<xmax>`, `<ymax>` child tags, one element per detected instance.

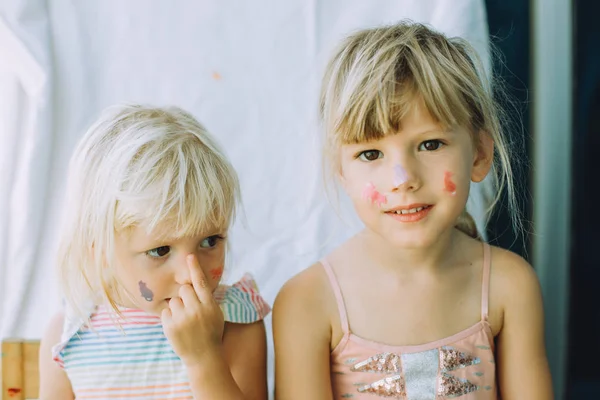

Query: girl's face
<box><xmin>338</xmin><ymin>101</ymin><xmax>493</xmax><ymax>248</ymax></box>
<box><xmin>112</xmin><ymin>223</ymin><xmax>227</xmax><ymax>315</ymax></box>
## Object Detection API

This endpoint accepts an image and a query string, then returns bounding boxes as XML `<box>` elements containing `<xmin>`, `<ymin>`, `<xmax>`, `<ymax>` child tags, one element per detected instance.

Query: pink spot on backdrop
<box><xmin>444</xmin><ymin>171</ymin><xmax>457</xmax><ymax>195</ymax></box>
<box><xmin>362</xmin><ymin>182</ymin><xmax>387</xmax><ymax>206</ymax></box>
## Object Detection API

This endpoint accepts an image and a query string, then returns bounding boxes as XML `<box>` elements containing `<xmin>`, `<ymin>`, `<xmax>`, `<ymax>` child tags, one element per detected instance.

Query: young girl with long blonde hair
<box><xmin>274</xmin><ymin>21</ymin><xmax>552</xmax><ymax>399</ymax></box>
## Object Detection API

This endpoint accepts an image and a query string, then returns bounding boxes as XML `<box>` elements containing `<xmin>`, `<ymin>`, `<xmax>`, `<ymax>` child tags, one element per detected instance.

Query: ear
<box><xmin>471</xmin><ymin>131</ymin><xmax>494</xmax><ymax>183</ymax></box>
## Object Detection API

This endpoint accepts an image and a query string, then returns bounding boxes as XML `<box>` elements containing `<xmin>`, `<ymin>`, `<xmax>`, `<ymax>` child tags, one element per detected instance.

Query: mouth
<box><xmin>384</xmin><ymin>204</ymin><xmax>433</xmax><ymax>222</ymax></box>
<box><xmin>385</xmin><ymin>204</ymin><xmax>432</xmax><ymax>214</ymax></box>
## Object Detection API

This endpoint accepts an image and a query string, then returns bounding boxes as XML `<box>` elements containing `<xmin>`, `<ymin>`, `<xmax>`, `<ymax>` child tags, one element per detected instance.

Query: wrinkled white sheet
<box><xmin>0</xmin><ymin>0</ymin><xmax>490</xmax><ymax>392</ymax></box>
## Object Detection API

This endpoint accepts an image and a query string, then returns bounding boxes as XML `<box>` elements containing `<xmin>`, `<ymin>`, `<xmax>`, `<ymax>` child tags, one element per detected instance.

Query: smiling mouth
<box><xmin>386</xmin><ymin>205</ymin><xmax>432</xmax><ymax>215</ymax></box>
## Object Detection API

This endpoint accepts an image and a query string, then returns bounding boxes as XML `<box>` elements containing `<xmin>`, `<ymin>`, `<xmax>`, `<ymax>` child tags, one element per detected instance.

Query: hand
<box><xmin>161</xmin><ymin>254</ymin><xmax>225</xmax><ymax>368</ymax></box>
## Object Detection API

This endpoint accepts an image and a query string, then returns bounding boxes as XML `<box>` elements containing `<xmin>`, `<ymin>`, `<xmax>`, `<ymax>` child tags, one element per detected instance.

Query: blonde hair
<box><xmin>57</xmin><ymin>104</ymin><xmax>240</xmax><ymax>316</ymax></box>
<box><xmin>320</xmin><ymin>20</ymin><xmax>521</xmax><ymax>238</ymax></box>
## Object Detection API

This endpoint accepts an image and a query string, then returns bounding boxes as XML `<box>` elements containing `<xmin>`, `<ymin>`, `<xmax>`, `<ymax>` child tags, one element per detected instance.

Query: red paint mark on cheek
<box><xmin>210</xmin><ymin>267</ymin><xmax>224</xmax><ymax>281</ymax></box>
<box><xmin>362</xmin><ymin>182</ymin><xmax>387</xmax><ymax>206</ymax></box>
<box><xmin>444</xmin><ymin>171</ymin><xmax>457</xmax><ymax>195</ymax></box>
<box><xmin>7</xmin><ymin>388</ymin><xmax>22</xmax><ymax>397</ymax></box>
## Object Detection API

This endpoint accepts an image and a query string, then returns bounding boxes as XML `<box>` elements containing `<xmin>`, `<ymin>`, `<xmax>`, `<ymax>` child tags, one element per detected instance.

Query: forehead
<box><xmin>401</xmin><ymin>100</ymin><xmax>445</xmax><ymax>132</ymax></box>
<box><xmin>342</xmin><ymin>111</ymin><xmax>448</xmax><ymax>150</ymax></box>
<box><xmin>344</xmin><ymin>100</ymin><xmax>448</xmax><ymax>145</ymax></box>
<box><xmin>119</xmin><ymin>221</ymin><xmax>220</xmax><ymax>248</ymax></box>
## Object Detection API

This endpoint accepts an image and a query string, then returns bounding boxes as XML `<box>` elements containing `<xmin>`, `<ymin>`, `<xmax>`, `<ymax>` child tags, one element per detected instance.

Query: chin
<box><xmin>145</xmin><ymin>304</ymin><xmax>166</xmax><ymax>317</ymax></box>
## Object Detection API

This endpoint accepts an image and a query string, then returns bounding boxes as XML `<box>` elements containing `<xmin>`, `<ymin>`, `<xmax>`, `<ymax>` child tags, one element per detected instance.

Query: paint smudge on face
<box><xmin>139</xmin><ymin>281</ymin><xmax>154</xmax><ymax>302</ymax></box>
<box><xmin>444</xmin><ymin>171</ymin><xmax>457</xmax><ymax>195</ymax></box>
<box><xmin>7</xmin><ymin>388</ymin><xmax>21</xmax><ymax>397</ymax></box>
<box><xmin>362</xmin><ymin>182</ymin><xmax>387</xmax><ymax>206</ymax></box>
<box><xmin>210</xmin><ymin>267</ymin><xmax>223</xmax><ymax>281</ymax></box>
<box><xmin>393</xmin><ymin>164</ymin><xmax>409</xmax><ymax>187</ymax></box>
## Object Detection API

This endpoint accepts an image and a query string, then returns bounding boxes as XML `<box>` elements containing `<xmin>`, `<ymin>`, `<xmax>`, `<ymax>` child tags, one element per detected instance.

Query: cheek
<box><xmin>443</xmin><ymin>171</ymin><xmax>457</xmax><ymax>195</ymax></box>
<box><xmin>209</xmin><ymin>266</ymin><xmax>224</xmax><ymax>281</ymax></box>
<box><xmin>131</xmin><ymin>268</ymin><xmax>168</xmax><ymax>303</ymax></box>
<box><xmin>361</xmin><ymin>182</ymin><xmax>387</xmax><ymax>206</ymax></box>
<box><xmin>117</xmin><ymin>258</ymin><xmax>168</xmax><ymax>301</ymax></box>
<box><xmin>343</xmin><ymin>166</ymin><xmax>379</xmax><ymax>199</ymax></box>
<box><xmin>138</xmin><ymin>280</ymin><xmax>154</xmax><ymax>302</ymax></box>
<box><xmin>197</xmin><ymin>248</ymin><xmax>226</xmax><ymax>287</ymax></box>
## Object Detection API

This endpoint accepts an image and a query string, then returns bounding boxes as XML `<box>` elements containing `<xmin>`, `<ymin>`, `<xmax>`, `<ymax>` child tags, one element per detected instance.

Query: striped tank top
<box><xmin>52</xmin><ymin>274</ymin><xmax>270</xmax><ymax>399</ymax></box>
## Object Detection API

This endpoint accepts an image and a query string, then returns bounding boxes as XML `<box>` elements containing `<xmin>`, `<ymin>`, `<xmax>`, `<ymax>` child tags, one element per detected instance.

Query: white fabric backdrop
<box><xmin>0</xmin><ymin>0</ymin><xmax>491</xmax><ymax>392</ymax></box>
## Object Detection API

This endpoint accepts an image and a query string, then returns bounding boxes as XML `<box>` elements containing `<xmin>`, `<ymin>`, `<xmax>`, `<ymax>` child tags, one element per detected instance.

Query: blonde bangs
<box><xmin>115</xmin><ymin>137</ymin><xmax>237</xmax><ymax>238</ymax></box>
<box><xmin>321</xmin><ymin>22</ymin><xmax>489</xmax><ymax>147</ymax></box>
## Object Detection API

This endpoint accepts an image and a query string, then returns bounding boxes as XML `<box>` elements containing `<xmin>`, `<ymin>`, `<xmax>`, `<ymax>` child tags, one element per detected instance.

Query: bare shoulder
<box><xmin>39</xmin><ymin>311</ymin><xmax>74</xmax><ymax>400</ymax></box>
<box><xmin>488</xmin><ymin>246</ymin><xmax>544</xmax><ymax>330</ymax></box>
<box><xmin>273</xmin><ymin>261</ymin><xmax>333</xmax><ymax>325</ymax></box>
<box><xmin>489</xmin><ymin>246</ymin><xmax>542</xmax><ymax>300</ymax></box>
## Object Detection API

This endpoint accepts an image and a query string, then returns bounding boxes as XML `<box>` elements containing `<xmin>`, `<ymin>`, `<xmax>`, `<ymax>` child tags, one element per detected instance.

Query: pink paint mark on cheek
<box><xmin>444</xmin><ymin>171</ymin><xmax>457</xmax><ymax>196</ymax></box>
<box><xmin>138</xmin><ymin>280</ymin><xmax>154</xmax><ymax>302</ymax></box>
<box><xmin>393</xmin><ymin>164</ymin><xmax>409</xmax><ymax>187</ymax></box>
<box><xmin>210</xmin><ymin>267</ymin><xmax>224</xmax><ymax>281</ymax></box>
<box><xmin>362</xmin><ymin>182</ymin><xmax>387</xmax><ymax>206</ymax></box>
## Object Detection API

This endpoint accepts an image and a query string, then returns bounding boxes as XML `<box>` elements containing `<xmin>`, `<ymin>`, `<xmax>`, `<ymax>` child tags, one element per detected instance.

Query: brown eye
<box><xmin>147</xmin><ymin>246</ymin><xmax>170</xmax><ymax>258</ymax></box>
<box><xmin>419</xmin><ymin>140</ymin><xmax>443</xmax><ymax>151</ymax></box>
<box><xmin>358</xmin><ymin>150</ymin><xmax>383</xmax><ymax>161</ymax></box>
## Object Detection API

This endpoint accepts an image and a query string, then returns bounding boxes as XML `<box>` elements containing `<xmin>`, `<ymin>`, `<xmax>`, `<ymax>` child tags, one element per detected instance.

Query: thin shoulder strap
<box><xmin>320</xmin><ymin>258</ymin><xmax>350</xmax><ymax>333</ymax></box>
<box><xmin>481</xmin><ymin>242</ymin><xmax>492</xmax><ymax>321</ymax></box>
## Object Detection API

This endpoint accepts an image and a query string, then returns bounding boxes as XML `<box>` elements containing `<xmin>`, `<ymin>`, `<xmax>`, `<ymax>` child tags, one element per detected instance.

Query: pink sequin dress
<box><xmin>324</xmin><ymin>243</ymin><xmax>497</xmax><ymax>399</ymax></box>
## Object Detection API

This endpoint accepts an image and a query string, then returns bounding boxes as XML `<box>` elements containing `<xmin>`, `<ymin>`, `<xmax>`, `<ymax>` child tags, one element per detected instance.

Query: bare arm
<box><xmin>273</xmin><ymin>266</ymin><xmax>335</xmax><ymax>400</ymax></box>
<box><xmin>186</xmin><ymin>321</ymin><xmax>268</xmax><ymax>400</ymax></box>
<box><xmin>223</xmin><ymin>321</ymin><xmax>268</xmax><ymax>400</ymax></box>
<box><xmin>38</xmin><ymin>312</ymin><xmax>74</xmax><ymax>400</ymax></box>
<box><xmin>495</xmin><ymin>251</ymin><xmax>553</xmax><ymax>399</ymax></box>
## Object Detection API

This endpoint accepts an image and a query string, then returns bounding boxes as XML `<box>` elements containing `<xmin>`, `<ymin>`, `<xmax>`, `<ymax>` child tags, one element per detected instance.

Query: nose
<box><xmin>174</xmin><ymin>253</ymin><xmax>192</xmax><ymax>285</ymax></box>
<box><xmin>390</xmin><ymin>162</ymin><xmax>420</xmax><ymax>192</ymax></box>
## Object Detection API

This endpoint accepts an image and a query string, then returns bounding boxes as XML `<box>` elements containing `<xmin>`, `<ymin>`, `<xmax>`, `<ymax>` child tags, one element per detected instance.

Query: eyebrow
<box><xmin>140</xmin><ymin>229</ymin><xmax>226</xmax><ymax>246</ymax></box>
<box><xmin>414</xmin><ymin>128</ymin><xmax>451</xmax><ymax>135</ymax></box>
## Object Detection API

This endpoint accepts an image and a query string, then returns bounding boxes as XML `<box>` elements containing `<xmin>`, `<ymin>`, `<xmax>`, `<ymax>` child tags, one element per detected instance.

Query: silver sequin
<box><xmin>402</xmin><ymin>349</ymin><xmax>439</xmax><ymax>399</ymax></box>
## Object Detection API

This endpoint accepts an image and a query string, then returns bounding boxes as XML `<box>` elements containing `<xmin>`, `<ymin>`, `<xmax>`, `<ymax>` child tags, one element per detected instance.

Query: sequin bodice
<box><xmin>323</xmin><ymin>243</ymin><xmax>497</xmax><ymax>399</ymax></box>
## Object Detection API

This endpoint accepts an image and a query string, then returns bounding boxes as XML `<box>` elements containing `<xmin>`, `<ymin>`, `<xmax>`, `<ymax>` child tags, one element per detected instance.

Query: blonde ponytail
<box><xmin>455</xmin><ymin>210</ymin><xmax>480</xmax><ymax>239</ymax></box>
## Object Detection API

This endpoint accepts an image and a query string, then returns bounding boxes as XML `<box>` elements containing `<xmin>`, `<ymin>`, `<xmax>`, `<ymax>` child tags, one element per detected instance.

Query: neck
<box><xmin>355</xmin><ymin>228</ymin><xmax>466</xmax><ymax>275</ymax></box>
